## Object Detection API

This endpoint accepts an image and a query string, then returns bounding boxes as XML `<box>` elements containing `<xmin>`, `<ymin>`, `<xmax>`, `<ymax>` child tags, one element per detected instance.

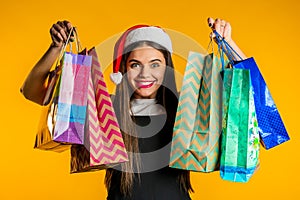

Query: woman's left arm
<box><xmin>208</xmin><ymin>17</ymin><xmax>247</xmax><ymax>60</ymax></box>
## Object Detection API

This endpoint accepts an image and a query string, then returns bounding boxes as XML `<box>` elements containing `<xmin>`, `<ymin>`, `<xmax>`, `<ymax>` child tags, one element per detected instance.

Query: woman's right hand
<box><xmin>50</xmin><ymin>20</ymin><xmax>74</xmax><ymax>48</ymax></box>
<box><xmin>21</xmin><ymin>20</ymin><xmax>74</xmax><ymax>105</ymax></box>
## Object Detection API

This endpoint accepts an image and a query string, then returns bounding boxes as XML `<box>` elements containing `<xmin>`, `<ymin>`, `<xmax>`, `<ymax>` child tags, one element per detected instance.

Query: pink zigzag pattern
<box><xmin>90</xmin><ymin>138</ymin><xmax>128</xmax><ymax>158</ymax></box>
<box><xmin>92</xmin><ymin>149</ymin><xmax>129</xmax><ymax>164</ymax></box>
<box><xmin>88</xmin><ymin>48</ymin><xmax>128</xmax><ymax>165</ymax></box>
<box><xmin>87</xmin><ymin>70</ymin><xmax>105</xmax><ymax>165</ymax></box>
<box><xmin>98</xmin><ymin>99</ymin><xmax>117</xmax><ymax>121</ymax></box>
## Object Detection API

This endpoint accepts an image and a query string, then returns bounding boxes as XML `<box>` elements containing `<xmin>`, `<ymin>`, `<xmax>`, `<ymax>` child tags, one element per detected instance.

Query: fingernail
<box><xmin>209</xmin><ymin>23</ymin><xmax>212</xmax><ymax>27</ymax></box>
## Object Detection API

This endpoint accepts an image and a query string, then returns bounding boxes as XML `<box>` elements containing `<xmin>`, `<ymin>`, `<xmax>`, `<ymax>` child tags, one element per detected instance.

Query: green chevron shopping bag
<box><xmin>220</xmin><ymin>68</ymin><xmax>260</xmax><ymax>182</ymax></box>
<box><xmin>169</xmin><ymin>51</ymin><xmax>223</xmax><ymax>172</ymax></box>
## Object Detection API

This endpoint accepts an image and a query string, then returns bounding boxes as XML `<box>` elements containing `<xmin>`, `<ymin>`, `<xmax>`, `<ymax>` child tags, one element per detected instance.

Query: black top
<box><xmin>106</xmin><ymin>115</ymin><xmax>191</xmax><ymax>200</ymax></box>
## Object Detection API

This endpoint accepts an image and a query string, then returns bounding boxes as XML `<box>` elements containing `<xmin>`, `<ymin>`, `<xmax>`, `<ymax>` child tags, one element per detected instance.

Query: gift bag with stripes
<box><xmin>70</xmin><ymin>47</ymin><xmax>128</xmax><ymax>173</ymax></box>
<box><xmin>169</xmin><ymin>51</ymin><xmax>222</xmax><ymax>172</ymax></box>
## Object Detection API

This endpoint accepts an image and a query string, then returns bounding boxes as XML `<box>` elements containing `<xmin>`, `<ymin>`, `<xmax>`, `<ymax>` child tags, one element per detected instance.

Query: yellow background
<box><xmin>1</xmin><ymin>0</ymin><xmax>299</xmax><ymax>199</ymax></box>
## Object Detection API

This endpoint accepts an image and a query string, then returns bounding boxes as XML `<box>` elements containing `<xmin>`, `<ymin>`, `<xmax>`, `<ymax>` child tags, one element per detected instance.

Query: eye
<box><xmin>151</xmin><ymin>62</ymin><xmax>160</xmax><ymax>68</ymax></box>
<box><xmin>130</xmin><ymin>63</ymin><xmax>141</xmax><ymax>68</ymax></box>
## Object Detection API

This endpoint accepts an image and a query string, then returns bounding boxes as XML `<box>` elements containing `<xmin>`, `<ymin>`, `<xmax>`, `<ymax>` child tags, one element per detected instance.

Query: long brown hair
<box><xmin>105</xmin><ymin>41</ymin><xmax>193</xmax><ymax>196</ymax></box>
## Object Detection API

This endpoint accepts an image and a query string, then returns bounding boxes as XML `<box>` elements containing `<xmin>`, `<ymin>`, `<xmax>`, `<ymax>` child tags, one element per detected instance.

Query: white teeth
<box><xmin>139</xmin><ymin>81</ymin><xmax>153</xmax><ymax>85</ymax></box>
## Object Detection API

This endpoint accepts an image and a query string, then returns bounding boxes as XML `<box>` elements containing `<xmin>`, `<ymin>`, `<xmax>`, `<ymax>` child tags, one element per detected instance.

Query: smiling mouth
<box><xmin>135</xmin><ymin>81</ymin><xmax>156</xmax><ymax>89</ymax></box>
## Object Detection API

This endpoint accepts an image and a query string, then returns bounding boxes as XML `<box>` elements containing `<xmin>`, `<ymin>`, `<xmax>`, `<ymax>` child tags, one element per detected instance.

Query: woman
<box><xmin>21</xmin><ymin>18</ymin><xmax>246</xmax><ymax>199</ymax></box>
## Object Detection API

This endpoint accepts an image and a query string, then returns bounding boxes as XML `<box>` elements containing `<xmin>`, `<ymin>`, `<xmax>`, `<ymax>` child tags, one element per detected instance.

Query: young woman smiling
<box><xmin>21</xmin><ymin>18</ymin><xmax>246</xmax><ymax>200</ymax></box>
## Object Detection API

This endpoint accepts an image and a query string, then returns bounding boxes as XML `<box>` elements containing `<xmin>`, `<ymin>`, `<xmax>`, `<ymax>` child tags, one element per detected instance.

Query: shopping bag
<box><xmin>233</xmin><ymin>58</ymin><xmax>289</xmax><ymax>149</ymax></box>
<box><xmin>52</xmin><ymin>52</ymin><xmax>92</xmax><ymax>144</ymax></box>
<box><xmin>35</xmin><ymin>28</ymin><xmax>93</xmax><ymax>152</ymax></box>
<box><xmin>43</xmin><ymin>65</ymin><xmax>61</xmax><ymax>106</ymax></box>
<box><xmin>70</xmin><ymin>47</ymin><xmax>128</xmax><ymax>173</ymax></box>
<box><xmin>220</xmin><ymin>68</ymin><xmax>260</xmax><ymax>182</ymax></box>
<box><xmin>213</xmin><ymin>30</ymin><xmax>289</xmax><ymax>149</ymax></box>
<box><xmin>169</xmin><ymin>51</ymin><xmax>223</xmax><ymax>172</ymax></box>
<box><xmin>34</xmin><ymin>60</ymin><xmax>70</xmax><ymax>152</ymax></box>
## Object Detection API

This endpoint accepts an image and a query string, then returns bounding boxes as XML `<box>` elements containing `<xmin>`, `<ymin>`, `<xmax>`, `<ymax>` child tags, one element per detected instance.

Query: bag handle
<box><xmin>43</xmin><ymin>27</ymin><xmax>82</xmax><ymax>105</ymax></box>
<box><xmin>52</xmin><ymin>26</ymin><xmax>83</xmax><ymax>71</ymax></box>
<box><xmin>206</xmin><ymin>31</ymin><xmax>235</xmax><ymax>70</ymax></box>
<box><xmin>213</xmin><ymin>30</ymin><xmax>243</xmax><ymax>67</ymax></box>
<box><xmin>57</xmin><ymin>27</ymin><xmax>81</xmax><ymax>60</ymax></box>
<box><xmin>206</xmin><ymin>35</ymin><xmax>215</xmax><ymax>53</ymax></box>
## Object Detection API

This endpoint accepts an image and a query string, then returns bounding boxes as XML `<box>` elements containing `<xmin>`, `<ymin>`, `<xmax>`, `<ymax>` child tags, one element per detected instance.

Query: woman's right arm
<box><xmin>20</xmin><ymin>20</ymin><xmax>73</xmax><ymax>105</ymax></box>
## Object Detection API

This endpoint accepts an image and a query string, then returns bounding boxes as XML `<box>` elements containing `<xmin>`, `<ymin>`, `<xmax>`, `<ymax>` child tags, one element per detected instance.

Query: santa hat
<box><xmin>110</xmin><ymin>25</ymin><xmax>173</xmax><ymax>85</ymax></box>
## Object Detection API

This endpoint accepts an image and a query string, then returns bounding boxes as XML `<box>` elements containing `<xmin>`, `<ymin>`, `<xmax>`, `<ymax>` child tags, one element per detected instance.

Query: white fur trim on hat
<box><xmin>110</xmin><ymin>71</ymin><xmax>123</xmax><ymax>85</ymax></box>
<box><xmin>124</xmin><ymin>26</ymin><xmax>173</xmax><ymax>53</ymax></box>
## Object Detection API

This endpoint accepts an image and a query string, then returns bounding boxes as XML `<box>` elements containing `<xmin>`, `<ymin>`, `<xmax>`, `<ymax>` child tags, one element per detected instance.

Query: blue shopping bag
<box><xmin>233</xmin><ymin>58</ymin><xmax>289</xmax><ymax>149</ymax></box>
<box><xmin>214</xmin><ymin>30</ymin><xmax>290</xmax><ymax>149</ymax></box>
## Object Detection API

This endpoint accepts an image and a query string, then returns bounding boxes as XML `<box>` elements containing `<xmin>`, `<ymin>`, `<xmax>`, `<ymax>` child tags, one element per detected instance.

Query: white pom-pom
<box><xmin>110</xmin><ymin>72</ymin><xmax>123</xmax><ymax>85</ymax></box>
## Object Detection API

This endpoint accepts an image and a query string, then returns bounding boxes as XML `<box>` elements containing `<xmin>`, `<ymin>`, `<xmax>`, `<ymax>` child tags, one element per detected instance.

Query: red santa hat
<box><xmin>110</xmin><ymin>25</ymin><xmax>173</xmax><ymax>84</ymax></box>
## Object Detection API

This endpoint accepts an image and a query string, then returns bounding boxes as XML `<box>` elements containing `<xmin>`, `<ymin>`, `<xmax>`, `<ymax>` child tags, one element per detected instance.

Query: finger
<box><xmin>223</xmin><ymin>22</ymin><xmax>232</xmax><ymax>42</ymax></box>
<box><xmin>57</xmin><ymin>21</ymin><xmax>69</xmax><ymax>42</ymax></box>
<box><xmin>207</xmin><ymin>17</ymin><xmax>217</xmax><ymax>41</ymax></box>
<box><xmin>214</xmin><ymin>18</ymin><xmax>222</xmax><ymax>35</ymax></box>
<box><xmin>51</xmin><ymin>35</ymin><xmax>62</xmax><ymax>47</ymax></box>
<box><xmin>219</xmin><ymin>19</ymin><xmax>226</xmax><ymax>35</ymax></box>
<box><xmin>63</xmin><ymin>20</ymin><xmax>73</xmax><ymax>33</ymax></box>
<box><xmin>62</xmin><ymin>20</ymin><xmax>75</xmax><ymax>42</ymax></box>
<box><xmin>53</xmin><ymin>22</ymin><xmax>68</xmax><ymax>42</ymax></box>
<box><xmin>50</xmin><ymin>26</ymin><xmax>64</xmax><ymax>43</ymax></box>
<box><xmin>207</xmin><ymin>17</ymin><xmax>215</xmax><ymax>28</ymax></box>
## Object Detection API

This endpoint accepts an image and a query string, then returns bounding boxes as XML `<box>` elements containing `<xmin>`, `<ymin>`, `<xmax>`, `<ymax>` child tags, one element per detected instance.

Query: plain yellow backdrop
<box><xmin>1</xmin><ymin>0</ymin><xmax>299</xmax><ymax>199</ymax></box>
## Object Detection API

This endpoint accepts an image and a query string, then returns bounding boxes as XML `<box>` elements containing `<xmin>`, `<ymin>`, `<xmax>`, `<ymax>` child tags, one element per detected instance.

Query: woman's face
<box><xmin>126</xmin><ymin>45</ymin><xmax>166</xmax><ymax>99</ymax></box>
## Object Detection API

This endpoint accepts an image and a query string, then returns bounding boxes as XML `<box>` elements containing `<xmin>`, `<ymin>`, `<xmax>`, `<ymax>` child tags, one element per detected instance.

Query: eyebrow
<box><xmin>128</xmin><ymin>59</ymin><xmax>162</xmax><ymax>63</ymax></box>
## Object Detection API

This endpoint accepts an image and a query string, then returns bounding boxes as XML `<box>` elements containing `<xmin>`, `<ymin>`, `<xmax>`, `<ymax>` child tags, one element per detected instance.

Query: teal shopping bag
<box><xmin>169</xmin><ymin>52</ymin><xmax>223</xmax><ymax>172</ymax></box>
<box><xmin>220</xmin><ymin>68</ymin><xmax>260</xmax><ymax>182</ymax></box>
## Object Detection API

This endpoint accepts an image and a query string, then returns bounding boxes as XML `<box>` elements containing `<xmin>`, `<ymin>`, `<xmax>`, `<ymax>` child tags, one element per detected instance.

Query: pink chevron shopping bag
<box><xmin>70</xmin><ymin>47</ymin><xmax>128</xmax><ymax>173</ymax></box>
<box><xmin>169</xmin><ymin>51</ymin><xmax>223</xmax><ymax>172</ymax></box>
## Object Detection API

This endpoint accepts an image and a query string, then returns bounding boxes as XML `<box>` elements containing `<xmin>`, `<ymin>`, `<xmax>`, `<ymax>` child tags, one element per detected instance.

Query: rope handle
<box><xmin>52</xmin><ymin>26</ymin><xmax>83</xmax><ymax>72</ymax></box>
<box><xmin>58</xmin><ymin>27</ymin><xmax>82</xmax><ymax>60</ymax></box>
<box><xmin>213</xmin><ymin>30</ymin><xmax>243</xmax><ymax>67</ymax></box>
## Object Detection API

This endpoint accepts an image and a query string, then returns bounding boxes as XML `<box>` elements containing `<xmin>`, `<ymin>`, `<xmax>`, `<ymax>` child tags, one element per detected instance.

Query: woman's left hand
<box><xmin>207</xmin><ymin>17</ymin><xmax>232</xmax><ymax>43</ymax></box>
<box><xmin>207</xmin><ymin>17</ymin><xmax>247</xmax><ymax>60</ymax></box>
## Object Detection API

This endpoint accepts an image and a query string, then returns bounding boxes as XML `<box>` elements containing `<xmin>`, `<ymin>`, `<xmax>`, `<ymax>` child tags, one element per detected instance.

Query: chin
<box><xmin>134</xmin><ymin>90</ymin><xmax>157</xmax><ymax>99</ymax></box>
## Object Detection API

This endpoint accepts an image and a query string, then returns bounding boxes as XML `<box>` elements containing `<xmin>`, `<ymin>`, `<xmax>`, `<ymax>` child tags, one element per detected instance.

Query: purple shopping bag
<box><xmin>53</xmin><ymin>52</ymin><xmax>92</xmax><ymax>144</ymax></box>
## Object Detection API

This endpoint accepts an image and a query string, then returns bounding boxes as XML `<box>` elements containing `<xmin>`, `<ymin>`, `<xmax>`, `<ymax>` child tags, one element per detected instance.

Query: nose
<box><xmin>139</xmin><ymin>65</ymin><xmax>151</xmax><ymax>78</ymax></box>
